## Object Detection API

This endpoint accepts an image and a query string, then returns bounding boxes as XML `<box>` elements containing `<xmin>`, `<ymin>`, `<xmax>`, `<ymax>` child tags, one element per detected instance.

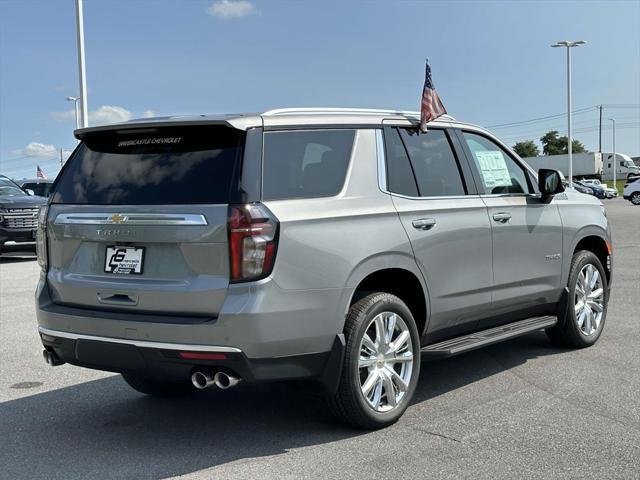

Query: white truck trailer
<box><xmin>522</xmin><ymin>152</ymin><xmax>639</xmax><ymax>180</ymax></box>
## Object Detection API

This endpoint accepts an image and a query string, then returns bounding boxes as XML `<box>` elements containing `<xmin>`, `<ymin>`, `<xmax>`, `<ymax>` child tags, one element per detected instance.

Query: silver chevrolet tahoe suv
<box><xmin>36</xmin><ymin>108</ymin><xmax>612</xmax><ymax>429</ymax></box>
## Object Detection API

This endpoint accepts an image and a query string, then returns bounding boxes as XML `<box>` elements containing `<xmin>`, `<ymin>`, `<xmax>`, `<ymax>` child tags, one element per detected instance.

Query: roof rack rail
<box><xmin>262</xmin><ymin>107</ymin><xmax>455</xmax><ymax>121</ymax></box>
<box><xmin>262</xmin><ymin>107</ymin><xmax>421</xmax><ymax>116</ymax></box>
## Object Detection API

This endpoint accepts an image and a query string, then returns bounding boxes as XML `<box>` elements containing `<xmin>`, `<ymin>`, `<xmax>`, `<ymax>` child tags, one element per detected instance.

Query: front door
<box><xmin>459</xmin><ymin>130</ymin><xmax>564</xmax><ymax>316</ymax></box>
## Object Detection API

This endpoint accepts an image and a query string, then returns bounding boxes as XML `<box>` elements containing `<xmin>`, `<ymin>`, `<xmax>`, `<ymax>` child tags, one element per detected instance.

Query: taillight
<box><xmin>36</xmin><ymin>205</ymin><xmax>48</xmax><ymax>271</ymax></box>
<box><xmin>228</xmin><ymin>203</ymin><xmax>279</xmax><ymax>282</ymax></box>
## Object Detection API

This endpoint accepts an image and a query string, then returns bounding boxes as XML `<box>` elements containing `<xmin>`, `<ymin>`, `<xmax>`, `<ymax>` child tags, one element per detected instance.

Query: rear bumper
<box><xmin>39</xmin><ymin>325</ymin><xmax>330</xmax><ymax>383</ymax></box>
<box><xmin>35</xmin><ymin>277</ymin><xmax>352</xmax><ymax>382</ymax></box>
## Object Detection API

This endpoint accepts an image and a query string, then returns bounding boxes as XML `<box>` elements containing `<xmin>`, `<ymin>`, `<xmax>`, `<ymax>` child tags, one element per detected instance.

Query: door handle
<box><xmin>492</xmin><ymin>212</ymin><xmax>512</xmax><ymax>223</ymax></box>
<box><xmin>412</xmin><ymin>218</ymin><xmax>436</xmax><ymax>230</ymax></box>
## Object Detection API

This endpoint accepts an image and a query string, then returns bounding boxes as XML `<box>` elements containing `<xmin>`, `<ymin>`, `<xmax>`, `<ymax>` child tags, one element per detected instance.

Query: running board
<box><xmin>421</xmin><ymin>315</ymin><xmax>557</xmax><ymax>358</ymax></box>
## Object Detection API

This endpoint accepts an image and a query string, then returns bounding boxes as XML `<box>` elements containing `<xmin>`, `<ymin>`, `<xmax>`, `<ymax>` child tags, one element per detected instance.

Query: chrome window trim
<box><xmin>375</xmin><ymin>129</ymin><xmax>387</xmax><ymax>193</ymax></box>
<box><xmin>386</xmin><ymin>192</ymin><xmax>483</xmax><ymax>201</ymax></box>
<box><xmin>376</xmin><ymin>127</ymin><xmax>481</xmax><ymax>201</ymax></box>
<box><xmin>53</xmin><ymin>213</ymin><xmax>208</xmax><ymax>226</ymax></box>
<box><xmin>479</xmin><ymin>193</ymin><xmax>542</xmax><ymax>199</ymax></box>
<box><xmin>38</xmin><ymin>326</ymin><xmax>242</xmax><ymax>353</ymax></box>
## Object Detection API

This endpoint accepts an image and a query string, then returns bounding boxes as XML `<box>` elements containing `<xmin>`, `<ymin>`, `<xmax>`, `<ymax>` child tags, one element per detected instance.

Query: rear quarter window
<box><xmin>262</xmin><ymin>129</ymin><xmax>355</xmax><ymax>200</ymax></box>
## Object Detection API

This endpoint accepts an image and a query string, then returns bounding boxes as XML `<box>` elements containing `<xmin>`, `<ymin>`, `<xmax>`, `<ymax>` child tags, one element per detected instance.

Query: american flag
<box><xmin>36</xmin><ymin>165</ymin><xmax>47</xmax><ymax>180</ymax></box>
<box><xmin>420</xmin><ymin>59</ymin><xmax>447</xmax><ymax>132</ymax></box>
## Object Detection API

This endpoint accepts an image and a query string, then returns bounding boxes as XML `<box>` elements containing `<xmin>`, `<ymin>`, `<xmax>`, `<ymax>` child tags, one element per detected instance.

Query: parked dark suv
<box><xmin>36</xmin><ymin>108</ymin><xmax>612</xmax><ymax>429</ymax></box>
<box><xmin>0</xmin><ymin>175</ymin><xmax>47</xmax><ymax>254</ymax></box>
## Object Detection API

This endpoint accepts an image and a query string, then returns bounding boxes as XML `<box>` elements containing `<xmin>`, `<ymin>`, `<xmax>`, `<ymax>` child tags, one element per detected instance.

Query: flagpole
<box><xmin>75</xmin><ymin>0</ymin><xmax>89</xmax><ymax>128</ymax></box>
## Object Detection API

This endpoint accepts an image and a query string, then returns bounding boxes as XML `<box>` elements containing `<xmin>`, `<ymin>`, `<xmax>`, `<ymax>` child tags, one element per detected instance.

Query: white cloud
<box><xmin>89</xmin><ymin>105</ymin><xmax>132</xmax><ymax>125</ymax></box>
<box><xmin>207</xmin><ymin>0</ymin><xmax>257</xmax><ymax>19</ymax></box>
<box><xmin>12</xmin><ymin>142</ymin><xmax>58</xmax><ymax>158</ymax></box>
<box><xmin>141</xmin><ymin>109</ymin><xmax>156</xmax><ymax>118</ymax></box>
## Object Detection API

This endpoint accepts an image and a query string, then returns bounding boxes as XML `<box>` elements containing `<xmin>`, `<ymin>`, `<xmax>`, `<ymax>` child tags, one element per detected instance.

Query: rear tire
<box><xmin>327</xmin><ymin>293</ymin><xmax>421</xmax><ymax>429</ymax></box>
<box><xmin>546</xmin><ymin>250</ymin><xmax>608</xmax><ymax>348</ymax></box>
<box><xmin>121</xmin><ymin>372</ymin><xmax>194</xmax><ymax>397</ymax></box>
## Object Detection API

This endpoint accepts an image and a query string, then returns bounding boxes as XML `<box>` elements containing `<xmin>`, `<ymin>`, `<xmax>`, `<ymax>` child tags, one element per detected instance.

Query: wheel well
<box><xmin>350</xmin><ymin>268</ymin><xmax>427</xmax><ymax>336</ymax></box>
<box><xmin>575</xmin><ymin>236</ymin><xmax>611</xmax><ymax>282</ymax></box>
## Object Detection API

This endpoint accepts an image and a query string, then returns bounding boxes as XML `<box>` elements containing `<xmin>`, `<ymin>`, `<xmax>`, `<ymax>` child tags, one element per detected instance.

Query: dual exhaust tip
<box><xmin>42</xmin><ymin>349</ymin><xmax>64</xmax><ymax>367</ymax></box>
<box><xmin>42</xmin><ymin>348</ymin><xmax>240</xmax><ymax>390</ymax></box>
<box><xmin>191</xmin><ymin>370</ymin><xmax>241</xmax><ymax>390</ymax></box>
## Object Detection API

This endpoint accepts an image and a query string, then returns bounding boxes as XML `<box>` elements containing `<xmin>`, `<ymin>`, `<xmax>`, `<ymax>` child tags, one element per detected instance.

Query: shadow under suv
<box><xmin>36</xmin><ymin>108</ymin><xmax>612</xmax><ymax>429</ymax></box>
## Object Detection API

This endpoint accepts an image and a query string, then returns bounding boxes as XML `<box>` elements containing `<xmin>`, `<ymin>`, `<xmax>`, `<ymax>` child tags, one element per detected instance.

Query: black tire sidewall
<box><xmin>343</xmin><ymin>293</ymin><xmax>421</xmax><ymax>427</ymax></box>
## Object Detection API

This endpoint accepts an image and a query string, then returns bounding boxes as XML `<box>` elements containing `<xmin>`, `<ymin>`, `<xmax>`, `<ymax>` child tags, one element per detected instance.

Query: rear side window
<box><xmin>384</xmin><ymin>128</ymin><xmax>419</xmax><ymax>197</ymax></box>
<box><xmin>398</xmin><ymin>128</ymin><xmax>466</xmax><ymax>197</ymax></box>
<box><xmin>262</xmin><ymin>129</ymin><xmax>355</xmax><ymax>200</ymax></box>
<box><xmin>51</xmin><ymin>126</ymin><xmax>245</xmax><ymax>204</ymax></box>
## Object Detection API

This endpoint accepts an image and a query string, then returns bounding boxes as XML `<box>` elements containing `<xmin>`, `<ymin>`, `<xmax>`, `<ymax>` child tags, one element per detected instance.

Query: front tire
<box><xmin>328</xmin><ymin>293</ymin><xmax>421</xmax><ymax>429</ymax></box>
<box><xmin>546</xmin><ymin>250</ymin><xmax>608</xmax><ymax>348</ymax></box>
<box><xmin>631</xmin><ymin>192</ymin><xmax>640</xmax><ymax>205</ymax></box>
<box><xmin>121</xmin><ymin>372</ymin><xmax>194</xmax><ymax>397</ymax></box>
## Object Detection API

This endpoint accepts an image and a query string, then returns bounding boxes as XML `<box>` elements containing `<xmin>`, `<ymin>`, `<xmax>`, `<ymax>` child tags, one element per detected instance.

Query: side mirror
<box><xmin>538</xmin><ymin>169</ymin><xmax>564</xmax><ymax>197</ymax></box>
<box><xmin>25</xmin><ymin>189</ymin><xmax>35</xmax><ymax>196</ymax></box>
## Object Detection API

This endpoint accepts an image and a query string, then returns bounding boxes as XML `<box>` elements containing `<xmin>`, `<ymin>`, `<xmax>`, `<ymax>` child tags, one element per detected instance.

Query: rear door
<box><xmin>458</xmin><ymin>130</ymin><xmax>563</xmax><ymax>317</ymax></box>
<box><xmin>46</xmin><ymin>125</ymin><xmax>250</xmax><ymax>317</ymax></box>
<box><xmin>384</xmin><ymin>126</ymin><xmax>493</xmax><ymax>336</ymax></box>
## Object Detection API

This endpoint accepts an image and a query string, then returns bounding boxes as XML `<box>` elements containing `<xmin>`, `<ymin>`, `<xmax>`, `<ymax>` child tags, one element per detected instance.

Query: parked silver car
<box><xmin>36</xmin><ymin>108</ymin><xmax>612</xmax><ymax>429</ymax></box>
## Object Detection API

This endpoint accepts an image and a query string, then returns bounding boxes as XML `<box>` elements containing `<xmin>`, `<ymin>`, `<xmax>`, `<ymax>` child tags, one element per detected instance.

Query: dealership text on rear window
<box><xmin>117</xmin><ymin>137</ymin><xmax>183</xmax><ymax>147</ymax></box>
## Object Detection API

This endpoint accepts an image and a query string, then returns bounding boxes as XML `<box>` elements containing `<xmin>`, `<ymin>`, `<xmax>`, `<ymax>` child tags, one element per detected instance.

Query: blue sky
<box><xmin>1</xmin><ymin>0</ymin><xmax>638</xmax><ymax>180</ymax></box>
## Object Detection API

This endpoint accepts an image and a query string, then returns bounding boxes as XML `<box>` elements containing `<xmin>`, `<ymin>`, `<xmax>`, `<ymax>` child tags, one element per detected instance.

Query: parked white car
<box><xmin>581</xmin><ymin>179</ymin><xmax>617</xmax><ymax>198</ymax></box>
<box><xmin>623</xmin><ymin>177</ymin><xmax>640</xmax><ymax>205</ymax></box>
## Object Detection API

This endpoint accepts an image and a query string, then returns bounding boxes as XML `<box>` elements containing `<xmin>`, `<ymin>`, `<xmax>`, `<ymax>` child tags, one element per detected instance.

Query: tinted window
<box><xmin>262</xmin><ymin>130</ymin><xmax>355</xmax><ymax>200</ymax></box>
<box><xmin>23</xmin><ymin>183</ymin><xmax>52</xmax><ymax>197</ymax></box>
<box><xmin>398</xmin><ymin>128</ymin><xmax>466</xmax><ymax>197</ymax></box>
<box><xmin>384</xmin><ymin>128</ymin><xmax>418</xmax><ymax>196</ymax></box>
<box><xmin>51</xmin><ymin>126</ymin><xmax>245</xmax><ymax>204</ymax></box>
<box><xmin>463</xmin><ymin>132</ymin><xmax>531</xmax><ymax>195</ymax></box>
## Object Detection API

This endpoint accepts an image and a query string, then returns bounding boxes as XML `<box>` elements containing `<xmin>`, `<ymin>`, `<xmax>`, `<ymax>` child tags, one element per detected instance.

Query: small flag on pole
<box><xmin>420</xmin><ymin>59</ymin><xmax>447</xmax><ymax>132</ymax></box>
<box><xmin>36</xmin><ymin>165</ymin><xmax>47</xmax><ymax>180</ymax></box>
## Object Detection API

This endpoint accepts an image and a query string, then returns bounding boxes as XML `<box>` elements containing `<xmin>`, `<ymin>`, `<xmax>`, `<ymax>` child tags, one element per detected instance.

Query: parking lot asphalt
<box><xmin>0</xmin><ymin>198</ymin><xmax>638</xmax><ymax>479</ymax></box>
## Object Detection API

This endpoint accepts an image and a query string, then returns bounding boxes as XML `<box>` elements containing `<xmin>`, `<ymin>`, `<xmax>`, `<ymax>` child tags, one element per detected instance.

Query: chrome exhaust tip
<box><xmin>191</xmin><ymin>371</ymin><xmax>216</xmax><ymax>390</ymax></box>
<box><xmin>42</xmin><ymin>349</ymin><xmax>64</xmax><ymax>367</ymax></box>
<box><xmin>213</xmin><ymin>371</ymin><xmax>241</xmax><ymax>390</ymax></box>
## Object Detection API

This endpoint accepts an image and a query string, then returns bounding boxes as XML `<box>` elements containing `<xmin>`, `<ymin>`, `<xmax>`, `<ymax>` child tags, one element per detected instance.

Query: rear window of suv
<box><xmin>50</xmin><ymin>126</ymin><xmax>245</xmax><ymax>204</ymax></box>
<box><xmin>262</xmin><ymin>129</ymin><xmax>355</xmax><ymax>200</ymax></box>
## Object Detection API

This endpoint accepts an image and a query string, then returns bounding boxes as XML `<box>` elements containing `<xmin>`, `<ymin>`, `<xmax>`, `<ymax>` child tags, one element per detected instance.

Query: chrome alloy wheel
<box><xmin>574</xmin><ymin>264</ymin><xmax>605</xmax><ymax>336</ymax></box>
<box><xmin>358</xmin><ymin>311</ymin><xmax>414</xmax><ymax>412</ymax></box>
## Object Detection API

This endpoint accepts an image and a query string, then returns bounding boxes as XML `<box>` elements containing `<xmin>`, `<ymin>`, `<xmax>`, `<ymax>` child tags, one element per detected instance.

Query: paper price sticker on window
<box><xmin>474</xmin><ymin>150</ymin><xmax>512</xmax><ymax>188</ymax></box>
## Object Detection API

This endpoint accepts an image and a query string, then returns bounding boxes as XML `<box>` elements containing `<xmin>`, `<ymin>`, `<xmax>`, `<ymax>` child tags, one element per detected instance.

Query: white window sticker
<box><xmin>474</xmin><ymin>150</ymin><xmax>512</xmax><ymax>188</ymax></box>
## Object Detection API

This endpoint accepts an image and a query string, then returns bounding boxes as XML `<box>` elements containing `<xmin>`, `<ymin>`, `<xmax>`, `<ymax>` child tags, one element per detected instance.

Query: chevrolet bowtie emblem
<box><xmin>110</xmin><ymin>214</ymin><xmax>125</xmax><ymax>224</ymax></box>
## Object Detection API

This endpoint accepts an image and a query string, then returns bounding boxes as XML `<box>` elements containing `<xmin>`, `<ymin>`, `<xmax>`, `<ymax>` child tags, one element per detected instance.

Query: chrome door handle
<box><xmin>412</xmin><ymin>218</ymin><xmax>436</xmax><ymax>230</ymax></box>
<box><xmin>492</xmin><ymin>212</ymin><xmax>512</xmax><ymax>223</ymax></box>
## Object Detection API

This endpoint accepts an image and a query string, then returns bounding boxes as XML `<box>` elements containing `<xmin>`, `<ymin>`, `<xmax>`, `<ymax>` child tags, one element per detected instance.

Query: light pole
<box><xmin>551</xmin><ymin>40</ymin><xmax>586</xmax><ymax>186</ymax></box>
<box><xmin>609</xmin><ymin>118</ymin><xmax>616</xmax><ymax>187</ymax></box>
<box><xmin>66</xmin><ymin>96</ymin><xmax>81</xmax><ymax>130</ymax></box>
<box><xmin>75</xmin><ymin>0</ymin><xmax>88</xmax><ymax>127</ymax></box>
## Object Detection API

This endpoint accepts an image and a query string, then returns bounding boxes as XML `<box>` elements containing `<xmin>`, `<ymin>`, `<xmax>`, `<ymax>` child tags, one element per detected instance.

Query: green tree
<box><xmin>512</xmin><ymin>140</ymin><xmax>540</xmax><ymax>158</ymax></box>
<box><xmin>540</xmin><ymin>130</ymin><xmax>587</xmax><ymax>155</ymax></box>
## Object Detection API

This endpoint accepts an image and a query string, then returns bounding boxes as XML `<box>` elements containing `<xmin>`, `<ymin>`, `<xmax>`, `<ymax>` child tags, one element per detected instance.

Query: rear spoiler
<box><xmin>74</xmin><ymin>115</ymin><xmax>262</xmax><ymax>140</ymax></box>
